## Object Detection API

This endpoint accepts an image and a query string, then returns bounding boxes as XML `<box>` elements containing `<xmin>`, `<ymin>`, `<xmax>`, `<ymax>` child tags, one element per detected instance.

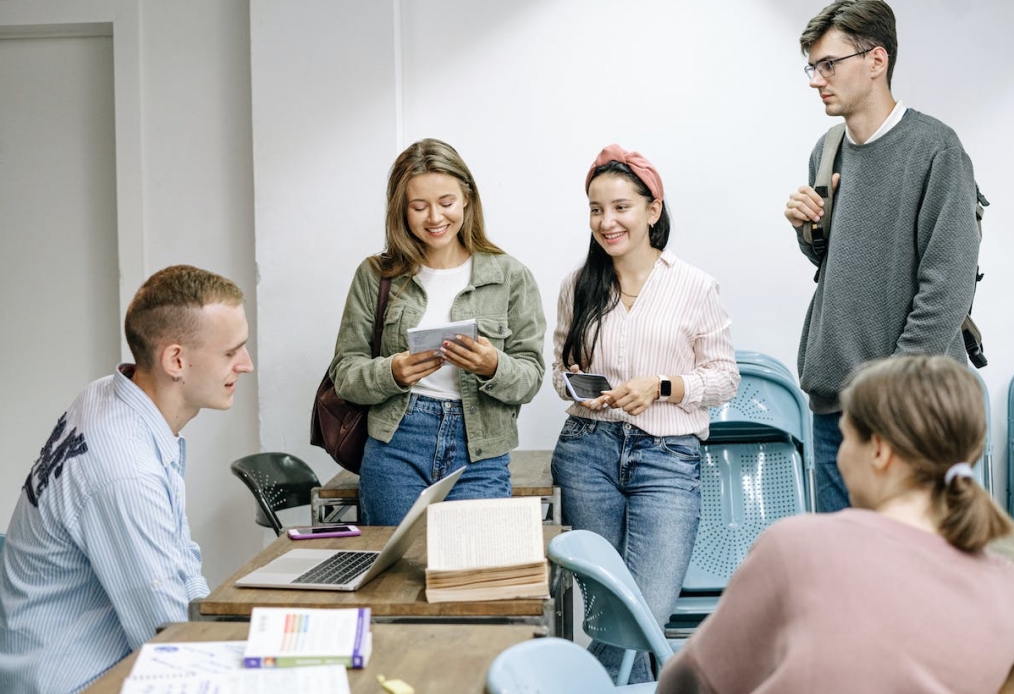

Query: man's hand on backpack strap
<box><xmin>784</xmin><ymin>173</ymin><xmax>840</xmax><ymax>228</ymax></box>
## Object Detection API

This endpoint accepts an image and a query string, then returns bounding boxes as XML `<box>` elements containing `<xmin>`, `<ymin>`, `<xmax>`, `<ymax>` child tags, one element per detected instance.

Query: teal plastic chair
<box><xmin>230</xmin><ymin>452</ymin><xmax>320</xmax><ymax>535</ymax></box>
<box><xmin>969</xmin><ymin>369</ymin><xmax>992</xmax><ymax>496</ymax></box>
<box><xmin>547</xmin><ymin>530</ymin><xmax>673</xmax><ymax>686</ymax></box>
<box><xmin>1008</xmin><ymin>375</ymin><xmax>1014</xmax><ymax>516</ymax></box>
<box><xmin>486</xmin><ymin>637</ymin><xmax>657</xmax><ymax>693</ymax></box>
<box><xmin>668</xmin><ymin>354</ymin><xmax>813</xmax><ymax>642</ymax></box>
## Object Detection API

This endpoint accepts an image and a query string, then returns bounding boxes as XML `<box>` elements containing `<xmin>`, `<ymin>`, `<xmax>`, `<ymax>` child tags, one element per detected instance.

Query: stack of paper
<box><xmin>119</xmin><ymin>640</ymin><xmax>351</xmax><ymax>694</ymax></box>
<box><xmin>243</xmin><ymin>607</ymin><xmax>373</xmax><ymax>669</ymax></box>
<box><xmin>425</xmin><ymin>496</ymin><xmax>550</xmax><ymax>603</ymax></box>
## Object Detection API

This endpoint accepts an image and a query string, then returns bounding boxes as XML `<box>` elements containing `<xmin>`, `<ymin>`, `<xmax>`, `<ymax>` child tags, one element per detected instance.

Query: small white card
<box><xmin>406</xmin><ymin>318</ymin><xmax>478</xmax><ymax>354</ymax></box>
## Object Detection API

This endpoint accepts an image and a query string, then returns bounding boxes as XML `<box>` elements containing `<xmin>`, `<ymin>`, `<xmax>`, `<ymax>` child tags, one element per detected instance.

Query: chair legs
<box><xmin>617</xmin><ymin>648</ymin><xmax>636</xmax><ymax>686</ymax></box>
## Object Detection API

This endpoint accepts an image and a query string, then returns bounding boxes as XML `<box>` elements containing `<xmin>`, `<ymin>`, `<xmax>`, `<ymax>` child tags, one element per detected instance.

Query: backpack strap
<box><xmin>802</xmin><ymin>123</ymin><xmax>846</xmax><ymax>260</ymax></box>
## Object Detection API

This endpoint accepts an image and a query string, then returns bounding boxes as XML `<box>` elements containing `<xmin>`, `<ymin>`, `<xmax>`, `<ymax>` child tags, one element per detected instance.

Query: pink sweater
<box><xmin>658</xmin><ymin>510</ymin><xmax>1014</xmax><ymax>694</ymax></box>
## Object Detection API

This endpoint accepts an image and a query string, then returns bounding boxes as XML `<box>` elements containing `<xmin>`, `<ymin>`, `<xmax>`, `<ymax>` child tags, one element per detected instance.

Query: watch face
<box><xmin>660</xmin><ymin>379</ymin><xmax>672</xmax><ymax>397</ymax></box>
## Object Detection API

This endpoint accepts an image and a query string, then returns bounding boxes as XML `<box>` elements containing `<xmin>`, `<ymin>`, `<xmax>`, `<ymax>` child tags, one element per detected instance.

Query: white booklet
<box><xmin>406</xmin><ymin>318</ymin><xmax>478</xmax><ymax>354</ymax></box>
<box><xmin>120</xmin><ymin>641</ymin><xmax>350</xmax><ymax>694</ymax></box>
<box><xmin>243</xmin><ymin>607</ymin><xmax>372</xmax><ymax>669</ymax></box>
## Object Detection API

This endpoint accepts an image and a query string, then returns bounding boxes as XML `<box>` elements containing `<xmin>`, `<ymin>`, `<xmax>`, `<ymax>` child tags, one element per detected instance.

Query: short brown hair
<box><xmin>377</xmin><ymin>138</ymin><xmax>502</xmax><ymax>278</ymax></box>
<box><xmin>800</xmin><ymin>0</ymin><xmax>898</xmax><ymax>87</ymax></box>
<box><xmin>125</xmin><ymin>265</ymin><xmax>244</xmax><ymax>370</ymax></box>
<box><xmin>841</xmin><ymin>355</ymin><xmax>1013</xmax><ymax>552</ymax></box>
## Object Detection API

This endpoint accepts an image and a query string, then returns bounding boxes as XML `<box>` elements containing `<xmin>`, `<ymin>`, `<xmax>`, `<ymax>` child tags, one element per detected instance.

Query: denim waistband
<box><xmin>571</xmin><ymin>415</ymin><xmax>700</xmax><ymax>445</ymax></box>
<box><xmin>407</xmin><ymin>392</ymin><xmax>463</xmax><ymax>415</ymax></box>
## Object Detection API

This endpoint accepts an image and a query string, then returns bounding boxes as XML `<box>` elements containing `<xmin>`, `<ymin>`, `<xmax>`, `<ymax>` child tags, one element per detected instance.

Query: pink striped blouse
<box><xmin>552</xmin><ymin>250</ymin><xmax>740</xmax><ymax>440</ymax></box>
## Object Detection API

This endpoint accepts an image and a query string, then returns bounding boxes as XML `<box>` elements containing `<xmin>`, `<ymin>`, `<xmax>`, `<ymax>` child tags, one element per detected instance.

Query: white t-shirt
<box><xmin>411</xmin><ymin>257</ymin><xmax>473</xmax><ymax>400</ymax></box>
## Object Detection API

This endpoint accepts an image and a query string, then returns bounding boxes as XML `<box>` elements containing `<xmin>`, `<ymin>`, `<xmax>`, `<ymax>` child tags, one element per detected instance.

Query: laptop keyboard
<box><xmin>294</xmin><ymin>551</ymin><xmax>378</xmax><ymax>585</ymax></box>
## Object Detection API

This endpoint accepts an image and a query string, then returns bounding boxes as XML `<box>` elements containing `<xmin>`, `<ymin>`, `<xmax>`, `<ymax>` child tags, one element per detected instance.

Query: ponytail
<box><xmin>935</xmin><ymin>474</ymin><xmax>1013</xmax><ymax>553</ymax></box>
<box><xmin>841</xmin><ymin>355</ymin><xmax>1014</xmax><ymax>553</ymax></box>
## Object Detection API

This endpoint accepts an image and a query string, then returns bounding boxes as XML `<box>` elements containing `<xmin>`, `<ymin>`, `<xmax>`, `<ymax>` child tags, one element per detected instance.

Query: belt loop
<box><xmin>406</xmin><ymin>392</ymin><xmax>419</xmax><ymax>414</ymax></box>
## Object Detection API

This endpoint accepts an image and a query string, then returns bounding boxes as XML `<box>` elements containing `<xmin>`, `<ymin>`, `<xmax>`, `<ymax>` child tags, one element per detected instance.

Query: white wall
<box><xmin>0</xmin><ymin>0</ymin><xmax>261</xmax><ymax>587</ymax></box>
<box><xmin>252</xmin><ymin>0</ymin><xmax>1014</xmax><ymax>502</ymax></box>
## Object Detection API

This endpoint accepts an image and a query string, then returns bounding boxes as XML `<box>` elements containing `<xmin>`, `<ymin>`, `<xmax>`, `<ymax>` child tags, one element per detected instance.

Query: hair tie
<box><xmin>944</xmin><ymin>462</ymin><xmax>975</xmax><ymax>486</ymax></box>
<box><xmin>585</xmin><ymin>144</ymin><xmax>664</xmax><ymax>201</ymax></box>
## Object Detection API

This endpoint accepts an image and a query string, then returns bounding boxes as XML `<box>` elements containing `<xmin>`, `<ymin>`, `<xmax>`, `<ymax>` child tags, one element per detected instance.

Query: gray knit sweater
<box><xmin>795</xmin><ymin>109</ymin><xmax>979</xmax><ymax>414</ymax></box>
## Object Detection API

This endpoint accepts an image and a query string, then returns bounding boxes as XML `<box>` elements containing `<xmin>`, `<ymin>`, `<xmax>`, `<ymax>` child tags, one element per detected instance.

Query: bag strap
<box><xmin>370</xmin><ymin>264</ymin><xmax>393</xmax><ymax>359</ymax></box>
<box><xmin>803</xmin><ymin>123</ymin><xmax>846</xmax><ymax>259</ymax></box>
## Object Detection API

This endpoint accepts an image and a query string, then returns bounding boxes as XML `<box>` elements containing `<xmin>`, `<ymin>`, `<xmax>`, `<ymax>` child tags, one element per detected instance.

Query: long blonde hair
<box><xmin>840</xmin><ymin>355</ymin><xmax>1012</xmax><ymax>552</ymax></box>
<box><xmin>373</xmin><ymin>138</ymin><xmax>502</xmax><ymax>278</ymax></box>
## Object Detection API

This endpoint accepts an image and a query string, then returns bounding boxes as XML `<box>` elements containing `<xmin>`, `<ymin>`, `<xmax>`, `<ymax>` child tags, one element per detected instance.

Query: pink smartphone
<box><xmin>287</xmin><ymin>524</ymin><xmax>361</xmax><ymax>540</ymax></box>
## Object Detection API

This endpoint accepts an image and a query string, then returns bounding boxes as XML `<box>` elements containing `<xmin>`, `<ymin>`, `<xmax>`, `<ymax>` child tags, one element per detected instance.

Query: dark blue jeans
<box><xmin>813</xmin><ymin>411</ymin><xmax>849</xmax><ymax>512</ymax></box>
<box><xmin>358</xmin><ymin>394</ymin><xmax>511</xmax><ymax>525</ymax></box>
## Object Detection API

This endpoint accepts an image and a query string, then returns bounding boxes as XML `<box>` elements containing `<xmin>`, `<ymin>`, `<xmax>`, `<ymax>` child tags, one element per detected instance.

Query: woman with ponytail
<box><xmin>657</xmin><ymin>354</ymin><xmax>1014</xmax><ymax>694</ymax></box>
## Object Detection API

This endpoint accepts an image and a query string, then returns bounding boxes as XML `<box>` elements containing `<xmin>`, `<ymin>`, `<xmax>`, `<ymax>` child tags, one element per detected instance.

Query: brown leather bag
<box><xmin>310</xmin><ymin>274</ymin><xmax>392</xmax><ymax>474</ymax></box>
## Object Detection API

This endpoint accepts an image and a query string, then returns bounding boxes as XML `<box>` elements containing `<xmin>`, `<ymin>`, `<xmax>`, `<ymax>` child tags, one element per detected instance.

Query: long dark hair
<box><xmin>561</xmin><ymin>161</ymin><xmax>670</xmax><ymax>369</ymax></box>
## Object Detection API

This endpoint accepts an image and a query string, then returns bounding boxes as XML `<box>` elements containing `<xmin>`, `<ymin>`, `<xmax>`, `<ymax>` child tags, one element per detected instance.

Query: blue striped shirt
<box><xmin>0</xmin><ymin>365</ymin><xmax>209</xmax><ymax>694</ymax></box>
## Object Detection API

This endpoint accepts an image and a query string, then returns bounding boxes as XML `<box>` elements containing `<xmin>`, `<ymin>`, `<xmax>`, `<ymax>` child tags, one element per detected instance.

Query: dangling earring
<box><xmin>172</xmin><ymin>375</ymin><xmax>182</xmax><ymax>383</ymax></box>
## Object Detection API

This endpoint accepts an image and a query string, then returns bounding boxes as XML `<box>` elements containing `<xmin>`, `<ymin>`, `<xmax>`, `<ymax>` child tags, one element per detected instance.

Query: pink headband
<box><xmin>585</xmin><ymin>144</ymin><xmax>664</xmax><ymax>202</ymax></box>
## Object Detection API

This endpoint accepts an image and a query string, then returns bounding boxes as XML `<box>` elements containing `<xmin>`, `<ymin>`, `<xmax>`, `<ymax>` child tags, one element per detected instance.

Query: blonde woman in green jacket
<box><xmin>329</xmin><ymin>139</ymin><xmax>547</xmax><ymax>525</ymax></box>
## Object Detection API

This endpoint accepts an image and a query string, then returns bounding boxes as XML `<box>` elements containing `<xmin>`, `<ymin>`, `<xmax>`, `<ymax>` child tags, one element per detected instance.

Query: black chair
<box><xmin>230</xmin><ymin>452</ymin><xmax>321</xmax><ymax>535</ymax></box>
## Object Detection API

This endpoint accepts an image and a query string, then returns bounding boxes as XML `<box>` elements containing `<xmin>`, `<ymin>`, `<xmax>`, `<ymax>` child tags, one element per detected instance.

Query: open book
<box><xmin>425</xmin><ymin>496</ymin><xmax>549</xmax><ymax>603</ymax></box>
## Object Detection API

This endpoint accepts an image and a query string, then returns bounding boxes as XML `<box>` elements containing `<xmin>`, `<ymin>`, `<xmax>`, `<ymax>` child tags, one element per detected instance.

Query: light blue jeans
<box><xmin>359</xmin><ymin>393</ymin><xmax>512</xmax><ymax>525</ymax></box>
<box><xmin>552</xmin><ymin>416</ymin><xmax>701</xmax><ymax>684</ymax></box>
<box><xmin>813</xmin><ymin>411</ymin><xmax>849</xmax><ymax>513</ymax></box>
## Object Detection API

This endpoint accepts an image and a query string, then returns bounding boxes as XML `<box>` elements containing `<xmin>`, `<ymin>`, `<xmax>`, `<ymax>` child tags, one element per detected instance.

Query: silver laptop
<box><xmin>235</xmin><ymin>466</ymin><xmax>465</xmax><ymax>592</ymax></box>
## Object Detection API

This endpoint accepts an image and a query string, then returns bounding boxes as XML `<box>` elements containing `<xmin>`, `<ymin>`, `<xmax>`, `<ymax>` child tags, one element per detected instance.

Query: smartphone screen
<box><xmin>300</xmin><ymin>525</ymin><xmax>353</xmax><ymax>535</ymax></box>
<box><xmin>564</xmin><ymin>372</ymin><xmax>613</xmax><ymax>401</ymax></box>
<box><xmin>287</xmin><ymin>524</ymin><xmax>361</xmax><ymax>539</ymax></box>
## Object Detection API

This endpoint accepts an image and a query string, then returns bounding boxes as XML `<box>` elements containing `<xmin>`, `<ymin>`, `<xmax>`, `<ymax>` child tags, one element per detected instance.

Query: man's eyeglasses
<box><xmin>804</xmin><ymin>49</ymin><xmax>870</xmax><ymax>79</ymax></box>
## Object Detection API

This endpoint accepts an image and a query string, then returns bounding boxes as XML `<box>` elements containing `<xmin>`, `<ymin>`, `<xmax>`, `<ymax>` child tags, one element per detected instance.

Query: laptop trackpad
<box><xmin>270</xmin><ymin>549</ymin><xmax>338</xmax><ymax>573</ymax></box>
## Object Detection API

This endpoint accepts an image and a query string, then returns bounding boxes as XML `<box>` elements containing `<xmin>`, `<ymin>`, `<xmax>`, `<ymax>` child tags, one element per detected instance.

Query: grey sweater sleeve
<box><xmin>894</xmin><ymin>145</ymin><xmax>978</xmax><ymax>355</ymax></box>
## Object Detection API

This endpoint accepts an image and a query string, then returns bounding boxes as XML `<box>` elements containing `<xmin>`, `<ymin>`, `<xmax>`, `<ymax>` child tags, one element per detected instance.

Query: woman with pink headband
<box><xmin>657</xmin><ymin>355</ymin><xmax>1014</xmax><ymax>693</ymax></box>
<box><xmin>551</xmin><ymin>144</ymin><xmax>740</xmax><ymax>683</ymax></box>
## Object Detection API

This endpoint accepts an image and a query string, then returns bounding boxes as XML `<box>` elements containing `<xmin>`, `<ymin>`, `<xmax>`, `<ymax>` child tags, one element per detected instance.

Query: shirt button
<box><xmin>469</xmin><ymin>405</ymin><xmax>478</xmax><ymax>414</ymax></box>
<box><xmin>476</xmin><ymin>448</ymin><xmax>483</xmax><ymax>456</ymax></box>
<box><xmin>498</xmin><ymin>324</ymin><xmax>504</xmax><ymax>333</ymax></box>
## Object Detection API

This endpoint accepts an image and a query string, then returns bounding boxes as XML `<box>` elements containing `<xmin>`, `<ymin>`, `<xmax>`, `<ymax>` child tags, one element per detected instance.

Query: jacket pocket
<box><xmin>477</xmin><ymin>316</ymin><xmax>513</xmax><ymax>349</ymax></box>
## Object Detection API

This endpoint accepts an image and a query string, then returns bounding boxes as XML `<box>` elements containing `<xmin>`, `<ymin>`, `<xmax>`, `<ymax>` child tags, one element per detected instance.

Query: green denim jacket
<box><xmin>329</xmin><ymin>252</ymin><xmax>546</xmax><ymax>462</ymax></box>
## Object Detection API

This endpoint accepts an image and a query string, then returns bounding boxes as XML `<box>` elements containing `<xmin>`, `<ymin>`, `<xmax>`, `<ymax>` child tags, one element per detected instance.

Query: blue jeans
<box><xmin>359</xmin><ymin>394</ymin><xmax>512</xmax><ymax>525</ymax></box>
<box><xmin>552</xmin><ymin>416</ymin><xmax>701</xmax><ymax>684</ymax></box>
<box><xmin>813</xmin><ymin>411</ymin><xmax>849</xmax><ymax>513</ymax></box>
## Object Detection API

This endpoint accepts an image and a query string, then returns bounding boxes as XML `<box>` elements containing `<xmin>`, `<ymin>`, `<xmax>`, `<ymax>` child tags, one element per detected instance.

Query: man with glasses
<box><xmin>783</xmin><ymin>0</ymin><xmax>980</xmax><ymax>513</ymax></box>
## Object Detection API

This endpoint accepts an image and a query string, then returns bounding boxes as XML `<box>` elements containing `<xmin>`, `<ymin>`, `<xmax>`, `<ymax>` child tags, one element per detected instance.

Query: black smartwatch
<box><xmin>658</xmin><ymin>375</ymin><xmax>672</xmax><ymax>399</ymax></box>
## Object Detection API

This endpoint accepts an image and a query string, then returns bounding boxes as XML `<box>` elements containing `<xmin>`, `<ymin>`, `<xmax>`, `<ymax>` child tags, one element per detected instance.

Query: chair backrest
<box><xmin>1009</xmin><ymin>375</ymin><xmax>1014</xmax><ymax>515</ymax></box>
<box><xmin>230</xmin><ymin>452</ymin><xmax>320</xmax><ymax>535</ymax></box>
<box><xmin>486</xmin><ymin>637</ymin><xmax>619</xmax><ymax>694</ymax></box>
<box><xmin>547</xmin><ymin>530</ymin><xmax>673</xmax><ymax>667</ymax></box>
<box><xmin>968</xmin><ymin>369</ymin><xmax>992</xmax><ymax>496</ymax></box>
<box><xmin>676</xmin><ymin>353</ymin><xmax>811</xmax><ymax>623</ymax></box>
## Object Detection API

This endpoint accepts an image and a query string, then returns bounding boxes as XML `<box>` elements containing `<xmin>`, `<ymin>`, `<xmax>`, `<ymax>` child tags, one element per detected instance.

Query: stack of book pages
<box><xmin>425</xmin><ymin>496</ymin><xmax>550</xmax><ymax>603</ymax></box>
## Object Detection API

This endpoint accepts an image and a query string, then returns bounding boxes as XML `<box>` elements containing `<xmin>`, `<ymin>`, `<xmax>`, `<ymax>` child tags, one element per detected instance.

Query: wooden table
<box><xmin>191</xmin><ymin>526</ymin><xmax>572</xmax><ymax>639</ymax></box>
<box><xmin>312</xmin><ymin>450</ymin><xmax>561</xmax><ymax>525</ymax></box>
<box><xmin>81</xmin><ymin>621</ymin><xmax>541</xmax><ymax>694</ymax></box>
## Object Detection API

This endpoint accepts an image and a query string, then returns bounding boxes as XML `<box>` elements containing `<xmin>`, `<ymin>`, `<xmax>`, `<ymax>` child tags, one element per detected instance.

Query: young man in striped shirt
<box><xmin>0</xmin><ymin>265</ymin><xmax>254</xmax><ymax>694</ymax></box>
